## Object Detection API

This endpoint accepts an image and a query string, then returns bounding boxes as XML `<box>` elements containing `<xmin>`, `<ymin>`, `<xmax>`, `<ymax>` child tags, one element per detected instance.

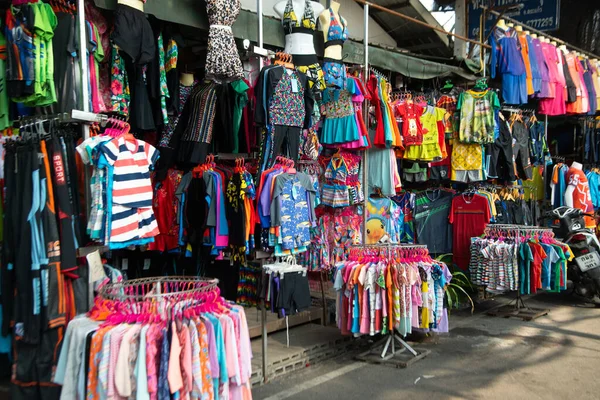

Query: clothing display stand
<box><xmin>483</xmin><ymin>224</ymin><xmax>553</xmax><ymax>321</ymax></box>
<box><xmin>353</xmin><ymin>244</ymin><xmax>431</xmax><ymax>368</ymax></box>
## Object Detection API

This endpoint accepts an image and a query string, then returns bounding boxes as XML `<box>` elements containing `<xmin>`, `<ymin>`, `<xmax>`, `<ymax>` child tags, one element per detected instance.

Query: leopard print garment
<box><xmin>205</xmin><ymin>0</ymin><xmax>244</xmax><ymax>81</ymax></box>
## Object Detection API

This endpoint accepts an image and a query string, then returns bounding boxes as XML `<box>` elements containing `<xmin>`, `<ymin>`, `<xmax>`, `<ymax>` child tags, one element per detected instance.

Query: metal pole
<box><xmin>77</xmin><ymin>0</ymin><xmax>90</xmax><ymax>138</ymax></box>
<box><xmin>261</xmin><ymin>298</ymin><xmax>268</xmax><ymax>383</ymax></box>
<box><xmin>257</xmin><ymin>0</ymin><xmax>264</xmax><ymax>71</ymax></box>
<box><xmin>353</xmin><ymin>0</ymin><xmax>491</xmax><ymax>49</ymax></box>
<box><xmin>362</xmin><ymin>2</ymin><xmax>369</xmax><ymax>245</ymax></box>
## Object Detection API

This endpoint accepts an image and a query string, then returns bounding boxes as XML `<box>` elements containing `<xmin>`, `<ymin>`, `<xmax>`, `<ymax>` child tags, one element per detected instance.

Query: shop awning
<box><xmin>94</xmin><ymin>0</ymin><xmax>478</xmax><ymax>81</ymax></box>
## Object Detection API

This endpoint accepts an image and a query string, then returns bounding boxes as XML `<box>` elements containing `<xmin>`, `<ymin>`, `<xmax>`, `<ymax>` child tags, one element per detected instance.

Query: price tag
<box><xmin>86</xmin><ymin>250</ymin><xmax>106</xmax><ymax>283</ymax></box>
<box><xmin>291</xmin><ymin>78</ymin><xmax>299</xmax><ymax>93</ymax></box>
<box><xmin>122</xmin><ymin>258</ymin><xmax>128</xmax><ymax>271</ymax></box>
<box><xmin>143</xmin><ymin>259</ymin><xmax>151</xmax><ymax>270</ymax></box>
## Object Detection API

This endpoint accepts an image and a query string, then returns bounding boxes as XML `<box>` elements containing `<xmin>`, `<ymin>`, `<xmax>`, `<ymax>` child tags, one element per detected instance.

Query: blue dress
<box><xmin>320</xmin><ymin>79</ymin><xmax>360</xmax><ymax>144</ymax></box>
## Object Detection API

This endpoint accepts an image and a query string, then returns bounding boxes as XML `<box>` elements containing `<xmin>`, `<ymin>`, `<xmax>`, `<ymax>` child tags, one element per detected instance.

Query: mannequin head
<box><xmin>571</xmin><ymin>161</ymin><xmax>583</xmax><ymax>170</ymax></box>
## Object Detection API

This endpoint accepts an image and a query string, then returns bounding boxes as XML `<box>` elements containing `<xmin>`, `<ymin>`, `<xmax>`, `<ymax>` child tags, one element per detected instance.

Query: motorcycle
<box><xmin>541</xmin><ymin>206</ymin><xmax>600</xmax><ymax>305</ymax></box>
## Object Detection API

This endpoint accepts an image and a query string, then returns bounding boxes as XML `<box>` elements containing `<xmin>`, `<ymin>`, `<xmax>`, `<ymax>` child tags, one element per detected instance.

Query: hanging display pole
<box><xmin>362</xmin><ymin>2</ymin><xmax>369</xmax><ymax>245</ymax></box>
<box><xmin>256</xmin><ymin>0</ymin><xmax>268</xmax><ymax>383</ymax></box>
<box><xmin>77</xmin><ymin>0</ymin><xmax>90</xmax><ymax>140</ymax></box>
<box><xmin>257</xmin><ymin>0</ymin><xmax>264</xmax><ymax>70</ymax></box>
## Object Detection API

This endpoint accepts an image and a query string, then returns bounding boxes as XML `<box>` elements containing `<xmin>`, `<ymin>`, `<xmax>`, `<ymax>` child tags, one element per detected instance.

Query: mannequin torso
<box><xmin>319</xmin><ymin>1</ymin><xmax>345</xmax><ymax>60</ymax></box>
<box><xmin>565</xmin><ymin>161</ymin><xmax>596</xmax><ymax>228</ymax></box>
<box><xmin>274</xmin><ymin>0</ymin><xmax>324</xmax><ymax>55</ymax></box>
<box><xmin>117</xmin><ymin>0</ymin><xmax>144</xmax><ymax>11</ymax></box>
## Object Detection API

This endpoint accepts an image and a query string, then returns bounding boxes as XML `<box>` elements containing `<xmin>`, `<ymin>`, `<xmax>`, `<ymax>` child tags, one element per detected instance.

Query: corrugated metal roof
<box><xmin>368</xmin><ymin>0</ymin><xmax>453</xmax><ymax>57</ymax></box>
<box><xmin>94</xmin><ymin>0</ymin><xmax>475</xmax><ymax>79</ymax></box>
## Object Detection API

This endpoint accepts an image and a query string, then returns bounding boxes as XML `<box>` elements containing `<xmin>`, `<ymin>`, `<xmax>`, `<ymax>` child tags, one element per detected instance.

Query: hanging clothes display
<box><xmin>320</xmin><ymin>149</ymin><xmax>363</xmax><ymax>208</ymax></box>
<box><xmin>402</xmin><ymin>105</ymin><xmax>446</xmax><ymax>161</ymax></box>
<box><xmin>3</xmin><ymin>123</ymin><xmax>91</xmax><ymax>399</ymax></box>
<box><xmin>490</xmin><ymin>26</ymin><xmax>527</xmax><ymax>105</ymax></box>
<box><xmin>54</xmin><ymin>277</ymin><xmax>253</xmax><ymax>400</ymax></box>
<box><xmin>79</xmin><ymin>119</ymin><xmax>160</xmax><ymax>249</ymax></box>
<box><xmin>320</xmin><ymin>78</ymin><xmax>369</xmax><ymax>148</ymax></box>
<box><xmin>6</xmin><ymin>1</ymin><xmax>58</xmax><ymax>106</ymax></box>
<box><xmin>457</xmin><ymin>90</ymin><xmax>500</xmax><ymax>144</ymax></box>
<box><xmin>302</xmin><ymin>206</ymin><xmax>362</xmax><ymax>271</ymax></box>
<box><xmin>470</xmin><ymin>225</ymin><xmax>572</xmax><ymax>295</ymax></box>
<box><xmin>368</xmin><ymin>72</ymin><xmax>402</xmax><ymax>148</ymax></box>
<box><xmin>333</xmin><ymin>245</ymin><xmax>452</xmax><ymax>336</ymax></box>
<box><xmin>261</xmin><ymin>257</ymin><xmax>312</xmax><ymax>317</ymax></box>
<box><xmin>256</xmin><ymin>156</ymin><xmax>317</xmax><ymax>256</ymax></box>
<box><xmin>450</xmin><ymin>192</ymin><xmax>492</xmax><ymax>270</ymax></box>
<box><xmin>413</xmin><ymin>188</ymin><xmax>454</xmax><ymax>254</ymax></box>
<box><xmin>365</xmin><ymin>197</ymin><xmax>403</xmax><ymax>244</ymax></box>
<box><xmin>255</xmin><ymin>63</ymin><xmax>314</xmax><ymax>170</ymax></box>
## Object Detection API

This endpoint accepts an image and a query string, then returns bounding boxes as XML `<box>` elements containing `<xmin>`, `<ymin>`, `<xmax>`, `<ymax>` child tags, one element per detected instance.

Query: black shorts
<box><xmin>487</xmin><ymin>120</ymin><xmax>515</xmax><ymax>181</ymax></box>
<box><xmin>430</xmin><ymin>165</ymin><xmax>449</xmax><ymax>181</ymax></box>
<box><xmin>277</xmin><ymin>272</ymin><xmax>311</xmax><ymax>315</ymax></box>
<box><xmin>112</xmin><ymin>4</ymin><xmax>155</xmax><ymax>64</ymax></box>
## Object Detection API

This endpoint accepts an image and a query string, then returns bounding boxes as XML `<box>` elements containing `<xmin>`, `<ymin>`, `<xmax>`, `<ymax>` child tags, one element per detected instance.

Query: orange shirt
<box><xmin>518</xmin><ymin>34</ymin><xmax>534</xmax><ymax>95</ymax></box>
<box><xmin>566</xmin><ymin>167</ymin><xmax>596</xmax><ymax>228</ymax></box>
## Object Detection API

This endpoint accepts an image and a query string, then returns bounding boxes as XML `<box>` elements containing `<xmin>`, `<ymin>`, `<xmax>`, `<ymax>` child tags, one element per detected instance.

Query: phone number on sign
<box><xmin>525</xmin><ymin>17</ymin><xmax>554</xmax><ymax>29</ymax></box>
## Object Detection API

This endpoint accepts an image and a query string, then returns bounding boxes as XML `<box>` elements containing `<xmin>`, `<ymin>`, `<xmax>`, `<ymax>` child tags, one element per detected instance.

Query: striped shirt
<box><xmin>101</xmin><ymin>137</ymin><xmax>158</xmax><ymax>208</ymax></box>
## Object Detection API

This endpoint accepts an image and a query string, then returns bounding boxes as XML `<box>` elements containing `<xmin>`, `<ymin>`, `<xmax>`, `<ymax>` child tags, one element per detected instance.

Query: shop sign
<box><xmin>468</xmin><ymin>0</ymin><xmax>561</xmax><ymax>40</ymax></box>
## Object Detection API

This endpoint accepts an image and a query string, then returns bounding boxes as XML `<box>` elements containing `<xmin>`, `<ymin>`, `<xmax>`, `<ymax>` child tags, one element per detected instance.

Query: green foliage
<box><xmin>435</xmin><ymin>254</ymin><xmax>475</xmax><ymax>314</ymax></box>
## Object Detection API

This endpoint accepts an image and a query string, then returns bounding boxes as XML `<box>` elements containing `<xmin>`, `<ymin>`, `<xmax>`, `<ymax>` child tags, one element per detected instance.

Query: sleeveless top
<box><xmin>282</xmin><ymin>0</ymin><xmax>316</xmax><ymax>34</ymax></box>
<box><xmin>325</xmin><ymin>8</ymin><xmax>348</xmax><ymax>48</ymax></box>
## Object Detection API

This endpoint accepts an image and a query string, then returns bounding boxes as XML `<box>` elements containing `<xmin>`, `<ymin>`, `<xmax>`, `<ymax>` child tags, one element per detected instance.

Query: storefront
<box><xmin>1</xmin><ymin>0</ymin><xmax>600</xmax><ymax>398</ymax></box>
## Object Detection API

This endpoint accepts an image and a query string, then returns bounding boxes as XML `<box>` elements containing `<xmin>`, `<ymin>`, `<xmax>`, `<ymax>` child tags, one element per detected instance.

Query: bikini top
<box><xmin>325</xmin><ymin>8</ymin><xmax>348</xmax><ymax>48</ymax></box>
<box><xmin>282</xmin><ymin>0</ymin><xmax>316</xmax><ymax>35</ymax></box>
<box><xmin>324</xmin><ymin>154</ymin><xmax>348</xmax><ymax>183</ymax></box>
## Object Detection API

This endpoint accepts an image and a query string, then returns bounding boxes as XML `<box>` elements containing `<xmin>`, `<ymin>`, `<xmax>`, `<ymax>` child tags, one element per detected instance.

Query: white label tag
<box><xmin>122</xmin><ymin>258</ymin><xmax>128</xmax><ymax>271</ymax></box>
<box><xmin>86</xmin><ymin>250</ymin><xmax>106</xmax><ymax>283</ymax></box>
<box><xmin>291</xmin><ymin>78</ymin><xmax>299</xmax><ymax>93</ymax></box>
<box><xmin>143</xmin><ymin>259</ymin><xmax>151</xmax><ymax>270</ymax></box>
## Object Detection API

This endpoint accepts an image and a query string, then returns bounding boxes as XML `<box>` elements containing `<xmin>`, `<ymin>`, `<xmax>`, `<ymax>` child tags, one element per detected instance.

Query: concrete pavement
<box><xmin>253</xmin><ymin>292</ymin><xmax>600</xmax><ymax>400</ymax></box>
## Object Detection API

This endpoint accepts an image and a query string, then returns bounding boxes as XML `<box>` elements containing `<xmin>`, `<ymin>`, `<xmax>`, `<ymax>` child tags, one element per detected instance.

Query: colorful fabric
<box><xmin>157</xmin><ymin>33</ymin><xmax>169</xmax><ymax>126</ymax></box>
<box><xmin>110</xmin><ymin>45</ymin><xmax>130</xmax><ymax>115</ymax></box>
<box><xmin>282</xmin><ymin>0</ymin><xmax>316</xmax><ymax>32</ymax></box>
<box><xmin>457</xmin><ymin>90</ymin><xmax>500</xmax><ymax>144</ymax></box>
<box><xmin>269</xmin><ymin>70</ymin><xmax>305</xmax><ymax>127</ymax></box>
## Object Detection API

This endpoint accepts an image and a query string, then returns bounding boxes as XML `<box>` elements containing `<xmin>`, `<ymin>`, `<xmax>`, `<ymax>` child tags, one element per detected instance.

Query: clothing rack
<box><xmin>483</xmin><ymin>224</ymin><xmax>552</xmax><ymax>321</ymax></box>
<box><xmin>351</xmin><ymin>243</ymin><xmax>431</xmax><ymax>366</ymax></box>
<box><xmin>501</xmin><ymin>107</ymin><xmax>536</xmax><ymax>114</ymax></box>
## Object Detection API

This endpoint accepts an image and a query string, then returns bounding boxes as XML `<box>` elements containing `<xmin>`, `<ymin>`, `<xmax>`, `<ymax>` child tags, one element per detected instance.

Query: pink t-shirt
<box><xmin>180</xmin><ymin>325</ymin><xmax>193</xmax><ymax>396</ymax></box>
<box><xmin>107</xmin><ymin>325</ymin><xmax>129</xmax><ymax>399</ymax></box>
<box><xmin>168</xmin><ymin>322</ymin><xmax>183</xmax><ymax>394</ymax></box>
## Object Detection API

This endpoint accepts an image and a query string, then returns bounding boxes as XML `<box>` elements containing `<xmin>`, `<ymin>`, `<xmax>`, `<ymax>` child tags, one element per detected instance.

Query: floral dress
<box><xmin>205</xmin><ymin>0</ymin><xmax>244</xmax><ymax>81</ymax></box>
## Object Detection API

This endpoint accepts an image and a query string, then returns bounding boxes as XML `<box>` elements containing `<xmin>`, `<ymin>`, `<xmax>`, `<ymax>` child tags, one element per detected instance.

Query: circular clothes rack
<box><xmin>97</xmin><ymin>276</ymin><xmax>219</xmax><ymax>301</ymax></box>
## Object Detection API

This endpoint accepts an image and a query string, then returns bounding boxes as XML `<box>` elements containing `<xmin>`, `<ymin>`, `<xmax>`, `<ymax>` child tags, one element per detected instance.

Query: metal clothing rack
<box><xmin>350</xmin><ymin>243</ymin><xmax>431</xmax><ymax>367</ymax></box>
<box><xmin>483</xmin><ymin>224</ymin><xmax>553</xmax><ymax>321</ymax></box>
